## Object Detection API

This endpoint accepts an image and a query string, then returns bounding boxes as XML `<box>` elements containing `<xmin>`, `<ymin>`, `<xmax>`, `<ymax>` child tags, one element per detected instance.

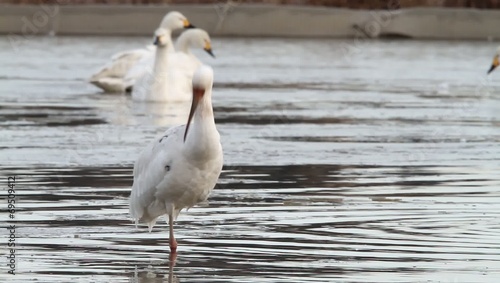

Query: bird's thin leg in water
<box><xmin>168</xmin><ymin>252</ymin><xmax>177</xmax><ymax>282</ymax></box>
<box><xmin>168</xmin><ymin>206</ymin><xmax>178</xmax><ymax>253</ymax></box>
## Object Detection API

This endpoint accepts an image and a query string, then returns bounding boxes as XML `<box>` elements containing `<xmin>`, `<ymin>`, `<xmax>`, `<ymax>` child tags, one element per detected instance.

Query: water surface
<box><xmin>1</xmin><ymin>36</ymin><xmax>500</xmax><ymax>282</ymax></box>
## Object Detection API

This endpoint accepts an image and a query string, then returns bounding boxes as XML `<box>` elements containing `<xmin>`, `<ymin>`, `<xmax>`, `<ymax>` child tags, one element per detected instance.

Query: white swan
<box><xmin>124</xmin><ymin>28</ymin><xmax>215</xmax><ymax>93</ymax></box>
<box><xmin>129</xmin><ymin>65</ymin><xmax>223</xmax><ymax>253</ymax></box>
<box><xmin>169</xmin><ymin>29</ymin><xmax>215</xmax><ymax>94</ymax></box>
<box><xmin>89</xmin><ymin>11</ymin><xmax>194</xmax><ymax>93</ymax></box>
<box><xmin>131</xmin><ymin>29</ymin><xmax>215</xmax><ymax>102</ymax></box>
<box><xmin>132</xmin><ymin>28</ymin><xmax>175</xmax><ymax>102</ymax></box>
<box><xmin>487</xmin><ymin>46</ymin><xmax>500</xmax><ymax>75</ymax></box>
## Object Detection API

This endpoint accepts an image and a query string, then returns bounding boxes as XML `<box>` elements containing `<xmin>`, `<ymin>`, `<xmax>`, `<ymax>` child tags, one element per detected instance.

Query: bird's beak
<box><xmin>487</xmin><ymin>55</ymin><xmax>499</xmax><ymax>74</ymax></box>
<box><xmin>204</xmin><ymin>41</ymin><xmax>215</xmax><ymax>58</ymax></box>
<box><xmin>183</xmin><ymin>19</ymin><xmax>195</xmax><ymax>29</ymax></box>
<box><xmin>153</xmin><ymin>36</ymin><xmax>161</xmax><ymax>45</ymax></box>
<box><xmin>204</xmin><ymin>48</ymin><xmax>215</xmax><ymax>58</ymax></box>
<box><xmin>184</xmin><ymin>87</ymin><xmax>205</xmax><ymax>142</ymax></box>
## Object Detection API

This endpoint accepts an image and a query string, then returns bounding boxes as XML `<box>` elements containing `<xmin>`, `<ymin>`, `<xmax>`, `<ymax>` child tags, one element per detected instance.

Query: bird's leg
<box><xmin>168</xmin><ymin>206</ymin><xmax>178</xmax><ymax>253</ymax></box>
<box><xmin>168</xmin><ymin>250</ymin><xmax>177</xmax><ymax>282</ymax></box>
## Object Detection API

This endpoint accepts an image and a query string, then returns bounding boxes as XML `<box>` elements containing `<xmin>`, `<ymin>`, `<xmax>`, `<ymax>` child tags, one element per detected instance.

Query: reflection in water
<box><xmin>131</xmin><ymin>101</ymin><xmax>191</xmax><ymax>127</ymax></box>
<box><xmin>0</xmin><ymin>104</ymin><xmax>106</xmax><ymax>127</ymax></box>
<box><xmin>132</xmin><ymin>253</ymin><xmax>178</xmax><ymax>283</ymax></box>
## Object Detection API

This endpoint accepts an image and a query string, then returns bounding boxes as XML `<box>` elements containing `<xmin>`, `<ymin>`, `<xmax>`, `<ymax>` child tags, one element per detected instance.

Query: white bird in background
<box><xmin>129</xmin><ymin>65</ymin><xmax>223</xmax><ymax>253</ymax></box>
<box><xmin>124</xmin><ymin>28</ymin><xmax>215</xmax><ymax>94</ymax></box>
<box><xmin>131</xmin><ymin>28</ymin><xmax>179</xmax><ymax>102</ymax></box>
<box><xmin>89</xmin><ymin>11</ymin><xmax>194</xmax><ymax>93</ymax></box>
<box><xmin>487</xmin><ymin>46</ymin><xmax>500</xmax><ymax>75</ymax></box>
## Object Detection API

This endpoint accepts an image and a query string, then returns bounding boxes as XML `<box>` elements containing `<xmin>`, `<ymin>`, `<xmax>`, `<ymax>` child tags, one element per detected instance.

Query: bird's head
<box><xmin>184</xmin><ymin>65</ymin><xmax>214</xmax><ymax>142</ymax></box>
<box><xmin>153</xmin><ymin>28</ymin><xmax>169</xmax><ymax>46</ymax></box>
<box><xmin>160</xmin><ymin>11</ymin><xmax>195</xmax><ymax>31</ymax></box>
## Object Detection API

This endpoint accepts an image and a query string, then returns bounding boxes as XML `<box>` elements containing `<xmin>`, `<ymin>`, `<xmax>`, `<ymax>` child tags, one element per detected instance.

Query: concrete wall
<box><xmin>1</xmin><ymin>4</ymin><xmax>500</xmax><ymax>39</ymax></box>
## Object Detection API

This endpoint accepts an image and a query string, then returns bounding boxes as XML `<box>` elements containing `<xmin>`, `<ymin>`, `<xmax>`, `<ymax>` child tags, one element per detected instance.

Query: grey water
<box><xmin>1</xmin><ymin>36</ymin><xmax>500</xmax><ymax>282</ymax></box>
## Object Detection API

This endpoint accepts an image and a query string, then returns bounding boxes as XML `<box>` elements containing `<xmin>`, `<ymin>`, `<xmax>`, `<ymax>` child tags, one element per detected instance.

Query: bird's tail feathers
<box><xmin>147</xmin><ymin>219</ymin><xmax>157</xmax><ymax>233</ymax></box>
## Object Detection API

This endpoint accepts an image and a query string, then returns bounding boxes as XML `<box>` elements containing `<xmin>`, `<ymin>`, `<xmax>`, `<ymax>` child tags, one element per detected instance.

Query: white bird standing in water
<box><xmin>129</xmin><ymin>65</ymin><xmax>223</xmax><ymax>252</ymax></box>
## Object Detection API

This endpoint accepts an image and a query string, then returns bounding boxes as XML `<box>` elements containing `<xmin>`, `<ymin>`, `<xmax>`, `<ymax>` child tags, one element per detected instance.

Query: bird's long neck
<box><xmin>162</xmin><ymin>29</ymin><xmax>175</xmax><ymax>53</ymax></box>
<box><xmin>153</xmin><ymin>44</ymin><xmax>170</xmax><ymax>75</ymax></box>
<box><xmin>175</xmin><ymin>35</ymin><xmax>191</xmax><ymax>54</ymax></box>
<box><xmin>194</xmin><ymin>90</ymin><xmax>215</xmax><ymax>125</ymax></box>
<box><xmin>158</xmin><ymin>19</ymin><xmax>176</xmax><ymax>51</ymax></box>
<box><xmin>184</xmin><ymin>89</ymin><xmax>219</xmax><ymax>159</ymax></box>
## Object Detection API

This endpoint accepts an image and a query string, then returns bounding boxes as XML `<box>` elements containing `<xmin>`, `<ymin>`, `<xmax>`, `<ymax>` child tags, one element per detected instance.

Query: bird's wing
<box><xmin>129</xmin><ymin>125</ymin><xmax>185</xmax><ymax>222</ymax></box>
<box><xmin>89</xmin><ymin>46</ymin><xmax>154</xmax><ymax>82</ymax></box>
<box><xmin>130</xmin><ymin>69</ymin><xmax>153</xmax><ymax>101</ymax></box>
<box><xmin>123</xmin><ymin>52</ymin><xmax>155</xmax><ymax>89</ymax></box>
<box><xmin>89</xmin><ymin>77</ymin><xmax>126</xmax><ymax>93</ymax></box>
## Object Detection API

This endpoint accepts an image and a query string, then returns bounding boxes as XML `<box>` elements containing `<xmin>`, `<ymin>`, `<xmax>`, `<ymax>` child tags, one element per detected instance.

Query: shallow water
<box><xmin>1</xmin><ymin>36</ymin><xmax>500</xmax><ymax>282</ymax></box>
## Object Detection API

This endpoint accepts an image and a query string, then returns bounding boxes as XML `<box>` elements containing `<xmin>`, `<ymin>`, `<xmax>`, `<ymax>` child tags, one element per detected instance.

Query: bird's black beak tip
<box><xmin>153</xmin><ymin>37</ymin><xmax>159</xmax><ymax>46</ymax></box>
<box><xmin>487</xmin><ymin>65</ymin><xmax>496</xmax><ymax>75</ymax></box>
<box><xmin>186</xmin><ymin>24</ymin><xmax>196</xmax><ymax>29</ymax></box>
<box><xmin>206</xmin><ymin>49</ymin><xmax>215</xmax><ymax>58</ymax></box>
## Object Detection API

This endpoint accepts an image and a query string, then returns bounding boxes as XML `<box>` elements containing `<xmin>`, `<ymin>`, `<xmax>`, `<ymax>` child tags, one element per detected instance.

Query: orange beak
<box><xmin>488</xmin><ymin>56</ymin><xmax>499</xmax><ymax>74</ymax></box>
<box><xmin>184</xmin><ymin>87</ymin><xmax>205</xmax><ymax>142</ymax></box>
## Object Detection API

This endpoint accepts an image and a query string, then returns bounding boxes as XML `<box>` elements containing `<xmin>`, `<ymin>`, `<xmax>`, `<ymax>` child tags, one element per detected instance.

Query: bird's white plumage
<box><xmin>125</xmin><ymin>29</ymin><xmax>213</xmax><ymax>97</ymax></box>
<box><xmin>88</xmin><ymin>11</ymin><xmax>191</xmax><ymax>93</ymax></box>
<box><xmin>89</xmin><ymin>47</ymin><xmax>154</xmax><ymax>92</ymax></box>
<box><xmin>129</xmin><ymin>65</ymin><xmax>223</xmax><ymax>234</ymax></box>
<box><xmin>123</xmin><ymin>55</ymin><xmax>153</xmax><ymax>90</ymax></box>
<box><xmin>131</xmin><ymin>28</ymin><xmax>179</xmax><ymax>102</ymax></box>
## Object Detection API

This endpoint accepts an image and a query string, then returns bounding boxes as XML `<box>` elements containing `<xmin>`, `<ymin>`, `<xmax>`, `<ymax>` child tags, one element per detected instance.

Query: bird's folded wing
<box><xmin>90</xmin><ymin>46</ymin><xmax>154</xmax><ymax>81</ymax></box>
<box><xmin>129</xmin><ymin>125</ymin><xmax>184</xmax><ymax>219</ymax></box>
